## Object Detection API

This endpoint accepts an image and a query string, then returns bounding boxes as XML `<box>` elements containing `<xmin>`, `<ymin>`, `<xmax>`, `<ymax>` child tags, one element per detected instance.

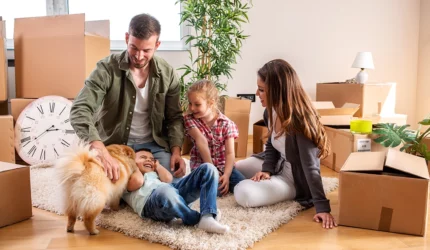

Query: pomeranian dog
<box><xmin>56</xmin><ymin>144</ymin><xmax>138</xmax><ymax>235</ymax></box>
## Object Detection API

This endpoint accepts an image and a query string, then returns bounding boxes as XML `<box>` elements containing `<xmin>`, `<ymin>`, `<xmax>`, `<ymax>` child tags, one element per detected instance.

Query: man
<box><xmin>70</xmin><ymin>13</ymin><xmax>185</xmax><ymax>182</ymax></box>
<box><xmin>123</xmin><ymin>148</ymin><xmax>230</xmax><ymax>234</ymax></box>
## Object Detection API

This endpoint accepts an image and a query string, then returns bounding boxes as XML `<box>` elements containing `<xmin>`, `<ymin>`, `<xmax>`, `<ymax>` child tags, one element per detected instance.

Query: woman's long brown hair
<box><xmin>258</xmin><ymin>59</ymin><xmax>330</xmax><ymax>159</ymax></box>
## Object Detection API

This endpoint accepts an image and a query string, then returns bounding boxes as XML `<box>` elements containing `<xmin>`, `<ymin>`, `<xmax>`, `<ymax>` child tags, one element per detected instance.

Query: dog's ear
<box><xmin>121</xmin><ymin>145</ymin><xmax>136</xmax><ymax>159</ymax></box>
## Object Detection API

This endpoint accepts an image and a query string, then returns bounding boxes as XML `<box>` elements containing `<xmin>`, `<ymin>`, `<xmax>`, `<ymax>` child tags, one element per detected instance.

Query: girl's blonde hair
<box><xmin>187</xmin><ymin>79</ymin><xmax>220</xmax><ymax>111</ymax></box>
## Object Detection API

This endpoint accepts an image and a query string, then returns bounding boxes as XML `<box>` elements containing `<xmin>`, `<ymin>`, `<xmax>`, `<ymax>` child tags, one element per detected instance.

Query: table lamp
<box><xmin>351</xmin><ymin>52</ymin><xmax>374</xmax><ymax>84</ymax></box>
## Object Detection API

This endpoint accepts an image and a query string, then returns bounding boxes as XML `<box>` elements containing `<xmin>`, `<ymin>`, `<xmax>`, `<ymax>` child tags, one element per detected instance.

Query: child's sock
<box><xmin>198</xmin><ymin>214</ymin><xmax>230</xmax><ymax>234</ymax></box>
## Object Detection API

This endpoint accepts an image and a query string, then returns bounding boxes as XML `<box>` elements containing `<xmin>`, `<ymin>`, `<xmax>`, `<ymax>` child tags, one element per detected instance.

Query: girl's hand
<box><xmin>313</xmin><ymin>213</ymin><xmax>338</xmax><ymax>229</ymax></box>
<box><xmin>218</xmin><ymin>174</ymin><xmax>230</xmax><ymax>196</ymax></box>
<box><xmin>251</xmin><ymin>171</ymin><xmax>271</xmax><ymax>182</ymax></box>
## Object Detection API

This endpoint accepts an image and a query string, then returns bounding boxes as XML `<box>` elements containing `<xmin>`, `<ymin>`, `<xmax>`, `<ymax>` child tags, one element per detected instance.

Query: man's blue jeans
<box><xmin>142</xmin><ymin>163</ymin><xmax>219</xmax><ymax>226</ymax></box>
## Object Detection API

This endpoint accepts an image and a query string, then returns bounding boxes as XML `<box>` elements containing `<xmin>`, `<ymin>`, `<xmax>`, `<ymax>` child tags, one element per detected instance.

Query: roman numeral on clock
<box><xmin>59</xmin><ymin>106</ymin><xmax>66</xmax><ymax>116</ymax></box>
<box><xmin>26</xmin><ymin>116</ymin><xmax>35</xmax><ymax>121</ymax></box>
<box><xmin>21</xmin><ymin>136</ymin><xmax>31</xmax><ymax>143</ymax></box>
<box><xmin>49</xmin><ymin>102</ymin><xmax>55</xmax><ymax>113</ymax></box>
<box><xmin>28</xmin><ymin>145</ymin><xmax>37</xmax><ymax>157</ymax></box>
<box><xmin>65</xmin><ymin>129</ymin><xmax>75</xmax><ymax>134</ymax></box>
<box><xmin>61</xmin><ymin>139</ymin><xmax>70</xmax><ymax>147</ymax></box>
<box><xmin>37</xmin><ymin>105</ymin><xmax>44</xmax><ymax>114</ymax></box>
<box><xmin>40</xmin><ymin>149</ymin><xmax>46</xmax><ymax>160</ymax></box>
<box><xmin>53</xmin><ymin>147</ymin><xmax>59</xmax><ymax>157</ymax></box>
<box><xmin>21</xmin><ymin>127</ymin><xmax>30</xmax><ymax>133</ymax></box>
<box><xmin>64</xmin><ymin>119</ymin><xmax>70</xmax><ymax>123</ymax></box>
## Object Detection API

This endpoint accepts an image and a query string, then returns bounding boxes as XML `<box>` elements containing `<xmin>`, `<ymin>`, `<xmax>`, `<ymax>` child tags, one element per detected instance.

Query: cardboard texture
<box><xmin>316</xmin><ymin>82</ymin><xmax>396</xmax><ymax>117</ymax></box>
<box><xmin>253</xmin><ymin>119</ymin><xmax>268</xmax><ymax>154</ymax></box>
<box><xmin>220</xmin><ymin>97</ymin><xmax>251</xmax><ymax>157</ymax></box>
<box><xmin>14</xmin><ymin>14</ymin><xmax>110</xmax><ymax>98</ymax></box>
<box><xmin>0</xmin><ymin>100</ymin><xmax>8</xmax><ymax>115</ymax></box>
<box><xmin>0</xmin><ymin>20</ymin><xmax>7</xmax><ymax>101</ymax></box>
<box><xmin>339</xmin><ymin>149</ymin><xmax>429</xmax><ymax>236</ymax></box>
<box><xmin>0</xmin><ymin>162</ymin><xmax>32</xmax><ymax>228</ymax></box>
<box><xmin>10</xmin><ymin>98</ymin><xmax>36</xmax><ymax>122</ymax></box>
<box><xmin>0</xmin><ymin>115</ymin><xmax>15</xmax><ymax>163</ymax></box>
<box><xmin>312</xmin><ymin>101</ymin><xmax>360</xmax><ymax>126</ymax></box>
<box><xmin>321</xmin><ymin>126</ymin><xmax>389</xmax><ymax>172</ymax></box>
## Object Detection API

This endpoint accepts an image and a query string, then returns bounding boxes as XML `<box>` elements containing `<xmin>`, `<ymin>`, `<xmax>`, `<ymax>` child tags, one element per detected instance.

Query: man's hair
<box><xmin>129</xmin><ymin>13</ymin><xmax>161</xmax><ymax>40</ymax></box>
<box><xmin>135</xmin><ymin>147</ymin><xmax>152</xmax><ymax>154</ymax></box>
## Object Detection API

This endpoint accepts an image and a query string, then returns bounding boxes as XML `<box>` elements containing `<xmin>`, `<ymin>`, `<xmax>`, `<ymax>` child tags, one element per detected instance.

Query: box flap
<box><xmin>341</xmin><ymin>151</ymin><xmax>385</xmax><ymax>172</ymax></box>
<box><xmin>312</xmin><ymin>101</ymin><xmax>360</xmax><ymax>116</ymax></box>
<box><xmin>85</xmin><ymin>20</ymin><xmax>110</xmax><ymax>39</ymax></box>
<box><xmin>14</xmin><ymin>14</ymin><xmax>85</xmax><ymax>38</ymax></box>
<box><xmin>385</xmin><ymin>149</ymin><xmax>429</xmax><ymax>179</ymax></box>
<box><xmin>0</xmin><ymin>161</ymin><xmax>28</xmax><ymax>173</ymax></box>
<box><xmin>0</xmin><ymin>20</ymin><xmax>5</xmax><ymax>38</ymax></box>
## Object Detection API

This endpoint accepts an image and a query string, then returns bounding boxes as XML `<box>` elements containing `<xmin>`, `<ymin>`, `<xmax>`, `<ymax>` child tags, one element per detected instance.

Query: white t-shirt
<box><xmin>128</xmin><ymin>78</ymin><xmax>153</xmax><ymax>144</ymax></box>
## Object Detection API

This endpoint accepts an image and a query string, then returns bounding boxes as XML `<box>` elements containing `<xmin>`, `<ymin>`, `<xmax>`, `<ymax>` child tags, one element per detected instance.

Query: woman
<box><xmin>234</xmin><ymin>59</ymin><xmax>337</xmax><ymax>229</ymax></box>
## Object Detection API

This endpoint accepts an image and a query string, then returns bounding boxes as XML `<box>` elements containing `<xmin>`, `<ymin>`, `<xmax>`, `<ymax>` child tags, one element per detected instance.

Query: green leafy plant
<box><xmin>373</xmin><ymin>117</ymin><xmax>430</xmax><ymax>160</ymax></box>
<box><xmin>176</xmin><ymin>0</ymin><xmax>252</xmax><ymax>110</ymax></box>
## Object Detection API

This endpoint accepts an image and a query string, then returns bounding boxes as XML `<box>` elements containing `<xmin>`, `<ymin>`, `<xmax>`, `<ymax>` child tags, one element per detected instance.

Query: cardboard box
<box><xmin>0</xmin><ymin>100</ymin><xmax>8</xmax><ymax>115</ymax></box>
<box><xmin>321</xmin><ymin>126</ymin><xmax>389</xmax><ymax>172</ymax></box>
<box><xmin>0</xmin><ymin>19</ymin><xmax>6</xmax><ymax>102</ymax></box>
<box><xmin>312</xmin><ymin>101</ymin><xmax>360</xmax><ymax>126</ymax></box>
<box><xmin>181</xmin><ymin>136</ymin><xmax>193</xmax><ymax>155</ymax></box>
<box><xmin>253</xmin><ymin>119</ymin><xmax>268</xmax><ymax>154</ymax></box>
<box><xmin>221</xmin><ymin>97</ymin><xmax>251</xmax><ymax>157</ymax></box>
<box><xmin>14</xmin><ymin>14</ymin><xmax>110</xmax><ymax>98</ymax></box>
<box><xmin>0</xmin><ymin>115</ymin><xmax>15</xmax><ymax>163</ymax></box>
<box><xmin>316</xmin><ymin>82</ymin><xmax>396</xmax><ymax>117</ymax></box>
<box><xmin>339</xmin><ymin>149</ymin><xmax>429</xmax><ymax>236</ymax></box>
<box><xmin>0</xmin><ymin>162</ymin><xmax>32</xmax><ymax>228</ymax></box>
<box><xmin>10</xmin><ymin>98</ymin><xmax>36</xmax><ymax>122</ymax></box>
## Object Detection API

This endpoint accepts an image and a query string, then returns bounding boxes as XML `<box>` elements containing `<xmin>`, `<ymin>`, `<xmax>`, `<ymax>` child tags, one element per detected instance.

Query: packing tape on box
<box><xmin>378</xmin><ymin>206</ymin><xmax>393</xmax><ymax>232</ymax></box>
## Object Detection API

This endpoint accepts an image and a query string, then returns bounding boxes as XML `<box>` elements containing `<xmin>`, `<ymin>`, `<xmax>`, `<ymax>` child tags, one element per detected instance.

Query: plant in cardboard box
<box><xmin>372</xmin><ymin>116</ymin><xmax>430</xmax><ymax>161</ymax></box>
<box><xmin>176</xmin><ymin>0</ymin><xmax>251</xmax><ymax>111</ymax></box>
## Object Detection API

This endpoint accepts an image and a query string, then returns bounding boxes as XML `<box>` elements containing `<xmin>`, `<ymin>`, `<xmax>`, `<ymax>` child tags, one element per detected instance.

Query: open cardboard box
<box><xmin>316</xmin><ymin>82</ymin><xmax>396</xmax><ymax>117</ymax></box>
<box><xmin>0</xmin><ymin>161</ymin><xmax>32</xmax><ymax>228</ymax></box>
<box><xmin>14</xmin><ymin>14</ymin><xmax>110</xmax><ymax>98</ymax></box>
<box><xmin>312</xmin><ymin>101</ymin><xmax>359</xmax><ymax>126</ymax></box>
<box><xmin>339</xmin><ymin>149</ymin><xmax>429</xmax><ymax>236</ymax></box>
<box><xmin>253</xmin><ymin>119</ymin><xmax>268</xmax><ymax>154</ymax></box>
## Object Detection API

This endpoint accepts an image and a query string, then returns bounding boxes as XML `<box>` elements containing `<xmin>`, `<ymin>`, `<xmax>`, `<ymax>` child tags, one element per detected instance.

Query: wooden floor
<box><xmin>1</xmin><ymin>138</ymin><xmax>429</xmax><ymax>250</ymax></box>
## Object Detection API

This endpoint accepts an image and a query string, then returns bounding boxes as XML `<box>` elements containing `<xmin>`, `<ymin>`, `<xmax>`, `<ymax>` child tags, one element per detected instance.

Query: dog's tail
<box><xmin>55</xmin><ymin>143</ymin><xmax>107</xmax><ymax>216</ymax></box>
<box><xmin>55</xmin><ymin>143</ymin><xmax>101</xmax><ymax>185</ymax></box>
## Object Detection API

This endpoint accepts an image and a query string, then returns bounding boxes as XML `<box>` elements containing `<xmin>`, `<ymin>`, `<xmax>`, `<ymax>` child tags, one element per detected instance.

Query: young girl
<box><xmin>234</xmin><ymin>59</ymin><xmax>337</xmax><ymax>229</ymax></box>
<box><xmin>184</xmin><ymin>80</ymin><xmax>245</xmax><ymax>196</ymax></box>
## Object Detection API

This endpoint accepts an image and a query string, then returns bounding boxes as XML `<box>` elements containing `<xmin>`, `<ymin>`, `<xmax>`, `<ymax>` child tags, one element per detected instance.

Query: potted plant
<box><xmin>372</xmin><ymin>116</ymin><xmax>430</xmax><ymax>161</ymax></box>
<box><xmin>176</xmin><ymin>0</ymin><xmax>252</xmax><ymax>111</ymax></box>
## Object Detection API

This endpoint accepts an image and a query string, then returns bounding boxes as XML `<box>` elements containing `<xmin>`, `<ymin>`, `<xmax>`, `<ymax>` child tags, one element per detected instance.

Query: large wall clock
<box><xmin>14</xmin><ymin>95</ymin><xmax>78</xmax><ymax>165</ymax></box>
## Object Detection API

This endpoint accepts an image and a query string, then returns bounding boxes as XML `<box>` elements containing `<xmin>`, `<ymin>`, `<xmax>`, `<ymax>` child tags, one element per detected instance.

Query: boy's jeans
<box><xmin>143</xmin><ymin>163</ymin><xmax>219</xmax><ymax>226</ymax></box>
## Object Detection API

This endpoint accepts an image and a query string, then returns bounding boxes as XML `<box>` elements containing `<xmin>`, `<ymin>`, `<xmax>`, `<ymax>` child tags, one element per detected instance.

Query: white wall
<box><xmin>416</xmin><ymin>0</ymin><xmax>430</xmax><ymax>128</ymax></box>
<box><xmin>161</xmin><ymin>0</ymin><xmax>421</xmax><ymax>133</ymax></box>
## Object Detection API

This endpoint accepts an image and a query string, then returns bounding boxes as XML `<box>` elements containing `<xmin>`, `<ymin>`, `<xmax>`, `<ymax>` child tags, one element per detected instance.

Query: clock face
<box><xmin>14</xmin><ymin>95</ymin><xmax>79</xmax><ymax>165</ymax></box>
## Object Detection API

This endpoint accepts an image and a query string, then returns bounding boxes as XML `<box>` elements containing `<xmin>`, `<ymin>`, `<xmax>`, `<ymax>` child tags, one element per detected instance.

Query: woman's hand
<box><xmin>251</xmin><ymin>171</ymin><xmax>271</xmax><ymax>182</ymax></box>
<box><xmin>313</xmin><ymin>213</ymin><xmax>337</xmax><ymax>229</ymax></box>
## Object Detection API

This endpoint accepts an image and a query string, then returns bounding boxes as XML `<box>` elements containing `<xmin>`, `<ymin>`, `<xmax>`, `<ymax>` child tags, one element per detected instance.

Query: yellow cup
<box><xmin>350</xmin><ymin>119</ymin><xmax>373</xmax><ymax>134</ymax></box>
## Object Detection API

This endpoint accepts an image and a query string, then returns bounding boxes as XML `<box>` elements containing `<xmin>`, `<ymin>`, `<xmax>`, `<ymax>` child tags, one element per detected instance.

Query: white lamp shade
<box><xmin>351</xmin><ymin>52</ymin><xmax>375</xmax><ymax>69</ymax></box>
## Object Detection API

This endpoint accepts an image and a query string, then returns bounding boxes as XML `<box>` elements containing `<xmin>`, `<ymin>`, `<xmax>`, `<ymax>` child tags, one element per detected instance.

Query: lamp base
<box><xmin>355</xmin><ymin>69</ymin><xmax>368</xmax><ymax>84</ymax></box>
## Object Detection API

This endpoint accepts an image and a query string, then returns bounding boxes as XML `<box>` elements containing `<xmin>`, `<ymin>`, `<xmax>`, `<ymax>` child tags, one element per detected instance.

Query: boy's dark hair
<box><xmin>135</xmin><ymin>147</ymin><xmax>152</xmax><ymax>154</ymax></box>
<box><xmin>129</xmin><ymin>13</ymin><xmax>161</xmax><ymax>40</ymax></box>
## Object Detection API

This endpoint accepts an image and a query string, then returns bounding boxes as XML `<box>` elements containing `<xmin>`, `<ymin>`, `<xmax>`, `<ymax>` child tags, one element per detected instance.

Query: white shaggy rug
<box><xmin>30</xmin><ymin>164</ymin><xmax>338</xmax><ymax>250</ymax></box>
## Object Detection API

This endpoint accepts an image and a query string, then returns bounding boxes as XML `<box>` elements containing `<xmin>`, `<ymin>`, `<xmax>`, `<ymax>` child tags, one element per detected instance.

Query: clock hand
<box><xmin>34</xmin><ymin>125</ymin><xmax>55</xmax><ymax>140</ymax></box>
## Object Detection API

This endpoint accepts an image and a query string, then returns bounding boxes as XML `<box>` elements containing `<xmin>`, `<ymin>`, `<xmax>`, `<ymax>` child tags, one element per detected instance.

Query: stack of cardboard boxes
<box><xmin>315</xmin><ymin>82</ymin><xmax>408</xmax><ymax>172</ymax></box>
<box><xmin>0</xmin><ymin>14</ymin><xmax>110</xmax><ymax>229</ymax></box>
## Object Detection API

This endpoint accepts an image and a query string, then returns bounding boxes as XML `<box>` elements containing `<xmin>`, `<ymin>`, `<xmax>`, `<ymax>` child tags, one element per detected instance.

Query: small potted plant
<box><xmin>372</xmin><ymin>116</ymin><xmax>430</xmax><ymax>162</ymax></box>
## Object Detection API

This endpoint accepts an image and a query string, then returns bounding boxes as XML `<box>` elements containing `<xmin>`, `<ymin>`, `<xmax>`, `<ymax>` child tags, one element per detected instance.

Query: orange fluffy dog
<box><xmin>56</xmin><ymin>144</ymin><xmax>137</xmax><ymax>235</ymax></box>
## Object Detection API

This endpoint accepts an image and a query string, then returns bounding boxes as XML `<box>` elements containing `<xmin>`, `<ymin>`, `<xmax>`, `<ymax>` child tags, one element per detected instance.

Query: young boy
<box><xmin>123</xmin><ymin>148</ymin><xmax>229</xmax><ymax>234</ymax></box>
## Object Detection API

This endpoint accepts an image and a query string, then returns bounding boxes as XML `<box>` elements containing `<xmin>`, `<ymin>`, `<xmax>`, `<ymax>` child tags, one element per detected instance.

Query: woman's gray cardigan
<box><xmin>255</xmin><ymin>110</ymin><xmax>331</xmax><ymax>213</ymax></box>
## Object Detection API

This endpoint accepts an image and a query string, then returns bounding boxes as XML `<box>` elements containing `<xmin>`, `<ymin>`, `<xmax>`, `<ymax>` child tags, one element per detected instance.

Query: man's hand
<box><xmin>90</xmin><ymin>141</ymin><xmax>120</xmax><ymax>182</ymax></box>
<box><xmin>218</xmin><ymin>174</ymin><xmax>230</xmax><ymax>196</ymax></box>
<box><xmin>170</xmin><ymin>146</ymin><xmax>186</xmax><ymax>178</ymax></box>
<box><xmin>313</xmin><ymin>212</ymin><xmax>338</xmax><ymax>229</ymax></box>
<box><xmin>251</xmin><ymin>171</ymin><xmax>271</xmax><ymax>182</ymax></box>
